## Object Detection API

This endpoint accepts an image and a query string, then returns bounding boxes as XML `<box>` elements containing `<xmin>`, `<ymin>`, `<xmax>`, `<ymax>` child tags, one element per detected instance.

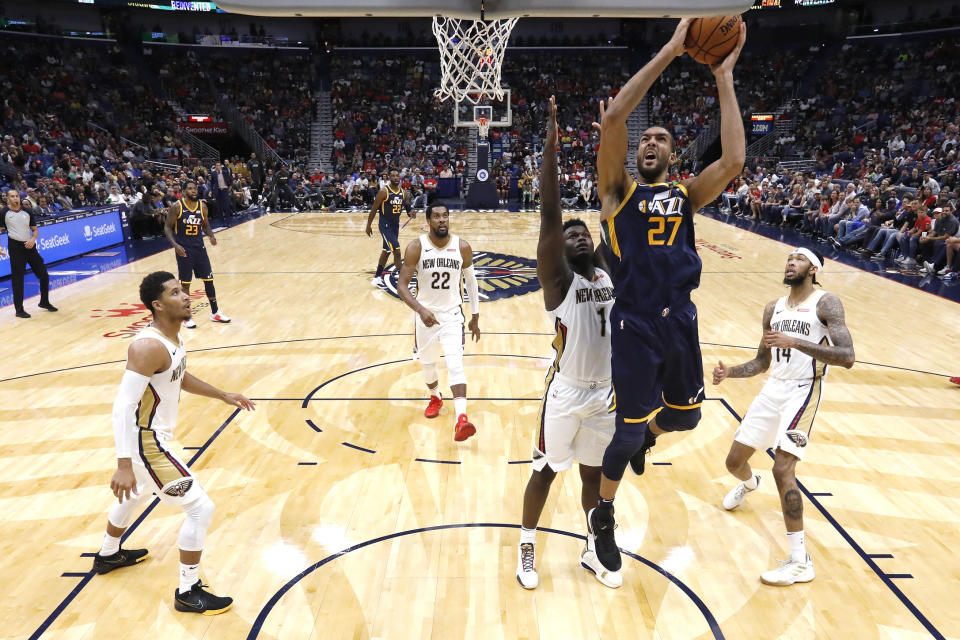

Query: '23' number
<box><xmin>648</xmin><ymin>216</ymin><xmax>683</xmax><ymax>246</ymax></box>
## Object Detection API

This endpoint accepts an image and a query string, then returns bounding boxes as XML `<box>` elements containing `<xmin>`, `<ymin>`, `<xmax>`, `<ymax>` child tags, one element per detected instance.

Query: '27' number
<box><xmin>648</xmin><ymin>216</ymin><xmax>683</xmax><ymax>246</ymax></box>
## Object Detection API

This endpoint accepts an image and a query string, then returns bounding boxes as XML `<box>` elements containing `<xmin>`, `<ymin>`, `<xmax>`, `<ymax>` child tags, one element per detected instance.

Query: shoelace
<box><xmin>520</xmin><ymin>543</ymin><xmax>535</xmax><ymax>572</ymax></box>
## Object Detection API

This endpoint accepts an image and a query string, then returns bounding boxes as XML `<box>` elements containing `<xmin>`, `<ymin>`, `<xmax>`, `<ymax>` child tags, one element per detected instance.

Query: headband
<box><xmin>792</xmin><ymin>247</ymin><xmax>823</xmax><ymax>272</ymax></box>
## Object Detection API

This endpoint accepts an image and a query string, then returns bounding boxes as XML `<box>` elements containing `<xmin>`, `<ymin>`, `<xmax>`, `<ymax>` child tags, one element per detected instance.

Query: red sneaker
<box><xmin>425</xmin><ymin>394</ymin><xmax>443</xmax><ymax>419</ymax></box>
<box><xmin>454</xmin><ymin>414</ymin><xmax>476</xmax><ymax>442</ymax></box>
<box><xmin>950</xmin><ymin>376</ymin><xmax>960</xmax><ymax>386</ymax></box>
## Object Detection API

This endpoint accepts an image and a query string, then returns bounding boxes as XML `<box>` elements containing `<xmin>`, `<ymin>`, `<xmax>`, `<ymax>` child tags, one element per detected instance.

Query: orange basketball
<box><xmin>684</xmin><ymin>15</ymin><xmax>742</xmax><ymax>65</ymax></box>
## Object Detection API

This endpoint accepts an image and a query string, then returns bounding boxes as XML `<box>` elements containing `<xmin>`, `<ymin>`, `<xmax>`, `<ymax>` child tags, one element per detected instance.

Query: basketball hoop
<box><xmin>476</xmin><ymin>117</ymin><xmax>490</xmax><ymax>139</ymax></box>
<box><xmin>432</xmin><ymin>15</ymin><xmax>519</xmax><ymax>104</ymax></box>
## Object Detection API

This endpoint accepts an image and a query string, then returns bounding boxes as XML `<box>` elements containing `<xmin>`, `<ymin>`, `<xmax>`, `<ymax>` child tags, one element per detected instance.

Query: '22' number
<box><xmin>648</xmin><ymin>216</ymin><xmax>683</xmax><ymax>246</ymax></box>
<box><xmin>431</xmin><ymin>272</ymin><xmax>451</xmax><ymax>289</ymax></box>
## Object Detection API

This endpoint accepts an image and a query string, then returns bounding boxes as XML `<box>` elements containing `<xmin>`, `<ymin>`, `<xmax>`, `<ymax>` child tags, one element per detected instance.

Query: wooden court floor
<box><xmin>1</xmin><ymin>210</ymin><xmax>958</xmax><ymax>640</ymax></box>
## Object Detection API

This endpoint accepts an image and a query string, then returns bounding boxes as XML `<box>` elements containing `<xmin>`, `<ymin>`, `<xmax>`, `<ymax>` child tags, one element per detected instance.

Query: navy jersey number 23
<box><xmin>600</xmin><ymin>181</ymin><xmax>701</xmax><ymax>312</ymax></box>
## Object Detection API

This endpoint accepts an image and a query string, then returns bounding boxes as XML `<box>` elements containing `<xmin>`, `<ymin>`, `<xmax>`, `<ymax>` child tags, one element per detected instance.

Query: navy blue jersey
<box><xmin>600</xmin><ymin>181</ymin><xmax>701</xmax><ymax>312</ymax></box>
<box><xmin>172</xmin><ymin>199</ymin><xmax>207</xmax><ymax>249</ymax></box>
<box><xmin>380</xmin><ymin>185</ymin><xmax>405</xmax><ymax>226</ymax></box>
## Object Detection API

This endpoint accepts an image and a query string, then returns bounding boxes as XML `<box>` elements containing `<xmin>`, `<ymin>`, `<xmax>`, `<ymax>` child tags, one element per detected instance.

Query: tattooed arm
<box><xmin>763</xmin><ymin>293</ymin><xmax>855</xmax><ymax>368</ymax></box>
<box><xmin>713</xmin><ymin>300</ymin><xmax>776</xmax><ymax>384</ymax></box>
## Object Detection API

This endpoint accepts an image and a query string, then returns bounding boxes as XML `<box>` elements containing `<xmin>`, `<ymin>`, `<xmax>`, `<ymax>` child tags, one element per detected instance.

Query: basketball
<box><xmin>684</xmin><ymin>15</ymin><xmax>743</xmax><ymax>65</ymax></box>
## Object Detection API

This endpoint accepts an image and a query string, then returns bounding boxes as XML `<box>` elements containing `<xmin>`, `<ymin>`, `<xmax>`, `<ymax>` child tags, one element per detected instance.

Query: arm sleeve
<box><xmin>112</xmin><ymin>370</ymin><xmax>151</xmax><ymax>458</ymax></box>
<box><xmin>463</xmin><ymin>265</ymin><xmax>480</xmax><ymax>315</ymax></box>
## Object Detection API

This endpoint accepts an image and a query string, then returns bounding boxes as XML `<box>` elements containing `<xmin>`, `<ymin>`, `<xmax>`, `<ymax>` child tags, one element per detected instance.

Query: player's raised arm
<box><xmin>683</xmin><ymin>23</ymin><xmax>747</xmax><ymax>213</ymax></box>
<box><xmin>599</xmin><ymin>19</ymin><xmax>691</xmax><ymax>203</ymax></box>
<box><xmin>714</xmin><ymin>299</ymin><xmax>775</xmax><ymax>384</ymax></box>
<box><xmin>537</xmin><ymin>96</ymin><xmax>574</xmax><ymax>311</ymax></box>
<box><xmin>366</xmin><ymin>187</ymin><xmax>388</xmax><ymax>237</ymax></box>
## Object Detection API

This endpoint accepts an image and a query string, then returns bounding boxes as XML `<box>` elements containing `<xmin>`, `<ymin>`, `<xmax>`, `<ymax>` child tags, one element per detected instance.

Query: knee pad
<box><xmin>657</xmin><ymin>405</ymin><xmax>701</xmax><ymax>432</ymax></box>
<box><xmin>445</xmin><ymin>351</ymin><xmax>466</xmax><ymax>387</ymax></box>
<box><xmin>600</xmin><ymin>422</ymin><xmax>648</xmax><ymax>482</ymax></box>
<box><xmin>107</xmin><ymin>491</ymin><xmax>150</xmax><ymax>529</ymax></box>
<box><xmin>422</xmin><ymin>362</ymin><xmax>439</xmax><ymax>386</ymax></box>
<box><xmin>177</xmin><ymin>491</ymin><xmax>215</xmax><ymax>552</ymax></box>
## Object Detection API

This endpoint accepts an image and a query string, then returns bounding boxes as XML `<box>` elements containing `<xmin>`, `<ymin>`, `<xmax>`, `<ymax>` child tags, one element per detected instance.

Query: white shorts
<box><xmin>733</xmin><ymin>377</ymin><xmax>824</xmax><ymax>461</ymax></box>
<box><xmin>132</xmin><ymin>429</ymin><xmax>204</xmax><ymax>506</ymax></box>
<box><xmin>532</xmin><ymin>375</ymin><xmax>615</xmax><ymax>472</ymax></box>
<box><xmin>414</xmin><ymin>308</ymin><xmax>464</xmax><ymax>366</ymax></box>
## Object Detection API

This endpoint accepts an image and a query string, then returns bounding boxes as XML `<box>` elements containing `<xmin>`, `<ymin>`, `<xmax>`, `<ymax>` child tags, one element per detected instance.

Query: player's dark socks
<box><xmin>588</xmin><ymin>503</ymin><xmax>621</xmax><ymax>572</ymax></box>
<box><xmin>629</xmin><ymin>431</ymin><xmax>658</xmax><ymax>476</ymax></box>
<box><xmin>375</xmin><ymin>265</ymin><xmax>384</xmax><ymax>278</ymax></box>
<box><xmin>92</xmin><ymin>547</ymin><xmax>149</xmax><ymax>574</ymax></box>
<box><xmin>203</xmin><ymin>281</ymin><xmax>218</xmax><ymax>312</ymax></box>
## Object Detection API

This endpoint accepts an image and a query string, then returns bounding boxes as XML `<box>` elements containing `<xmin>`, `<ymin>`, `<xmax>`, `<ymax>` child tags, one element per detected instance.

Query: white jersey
<box><xmin>416</xmin><ymin>233</ymin><xmax>464</xmax><ymax>314</ymax></box>
<box><xmin>547</xmin><ymin>269</ymin><xmax>614</xmax><ymax>384</ymax></box>
<box><xmin>131</xmin><ymin>325</ymin><xmax>187</xmax><ymax>440</ymax></box>
<box><xmin>768</xmin><ymin>290</ymin><xmax>831</xmax><ymax>381</ymax></box>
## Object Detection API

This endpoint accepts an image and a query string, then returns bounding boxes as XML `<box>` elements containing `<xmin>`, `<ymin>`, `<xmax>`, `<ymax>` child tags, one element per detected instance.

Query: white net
<box><xmin>432</xmin><ymin>15</ymin><xmax>519</xmax><ymax>104</ymax></box>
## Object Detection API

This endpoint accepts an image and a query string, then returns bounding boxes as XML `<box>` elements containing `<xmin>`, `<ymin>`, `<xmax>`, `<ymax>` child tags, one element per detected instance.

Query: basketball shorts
<box><xmin>733</xmin><ymin>376</ymin><xmax>824</xmax><ymax>461</ymax></box>
<box><xmin>413</xmin><ymin>308</ymin><xmax>464</xmax><ymax>365</ymax></box>
<box><xmin>610</xmin><ymin>299</ymin><xmax>705</xmax><ymax>430</ymax></box>
<box><xmin>380</xmin><ymin>219</ymin><xmax>400</xmax><ymax>253</ymax></box>
<box><xmin>532</xmin><ymin>374</ymin><xmax>615</xmax><ymax>472</ymax></box>
<box><xmin>175</xmin><ymin>246</ymin><xmax>213</xmax><ymax>282</ymax></box>
<box><xmin>133</xmin><ymin>429</ymin><xmax>203</xmax><ymax>506</ymax></box>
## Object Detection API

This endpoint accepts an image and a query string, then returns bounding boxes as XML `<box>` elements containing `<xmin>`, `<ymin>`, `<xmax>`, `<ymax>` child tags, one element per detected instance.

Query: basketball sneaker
<box><xmin>760</xmin><ymin>554</ymin><xmax>815</xmax><ymax>586</ymax></box>
<box><xmin>722</xmin><ymin>474</ymin><xmax>762</xmax><ymax>511</ymax></box>
<box><xmin>950</xmin><ymin>376</ymin><xmax>960</xmax><ymax>386</ymax></box>
<box><xmin>183</xmin><ymin>318</ymin><xmax>197</xmax><ymax>329</ymax></box>
<box><xmin>424</xmin><ymin>393</ymin><xmax>443</xmax><ymax>419</ymax></box>
<box><xmin>173</xmin><ymin>580</ymin><xmax>234</xmax><ymax>615</ymax></box>
<box><xmin>580</xmin><ymin>535</ymin><xmax>622</xmax><ymax>588</ymax></box>
<box><xmin>210</xmin><ymin>312</ymin><xmax>231</xmax><ymax>323</ymax></box>
<box><xmin>454</xmin><ymin>414</ymin><xmax>476</xmax><ymax>442</ymax></box>
<box><xmin>371</xmin><ymin>276</ymin><xmax>383</xmax><ymax>288</ymax></box>
<box><xmin>515</xmin><ymin>542</ymin><xmax>538</xmax><ymax>589</ymax></box>
<box><xmin>92</xmin><ymin>547</ymin><xmax>149</xmax><ymax>574</ymax></box>
<box><xmin>628</xmin><ymin>430</ymin><xmax>657</xmax><ymax>475</ymax></box>
<box><xmin>587</xmin><ymin>506</ymin><xmax>621</xmax><ymax>571</ymax></box>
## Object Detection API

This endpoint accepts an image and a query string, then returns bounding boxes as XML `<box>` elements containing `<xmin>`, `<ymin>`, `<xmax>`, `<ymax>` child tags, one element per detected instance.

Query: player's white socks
<box><xmin>100</xmin><ymin>532</ymin><xmax>121</xmax><ymax>556</ymax></box>
<box><xmin>787</xmin><ymin>530</ymin><xmax>806</xmax><ymax>563</ymax></box>
<box><xmin>454</xmin><ymin>397</ymin><xmax>467</xmax><ymax>416</ymax></box>
<box><xmin>429</xmin><ymin>387</ymin><xmax>442</xmax><ymax>400</ymax></box>
<box><xmin>179</xmin><ymin>562</ymin><xmax>200</xmax><ymax>594</ymax></box>
<box><xmin>743</xmin><ymin>474</ymin><xmax>759</xmax><ymax>490</ymax></box>
<box><xmin>520</xmin><ymin>527</ymin><xmax>536</xmax><ymax>544</ymax></box>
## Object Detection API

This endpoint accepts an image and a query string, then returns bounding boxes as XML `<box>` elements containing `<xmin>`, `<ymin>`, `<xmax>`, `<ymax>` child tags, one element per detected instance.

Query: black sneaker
<box><xmin>629</xmin><ymin>431</ymin><xmax>658</xmax><ymax>476</ymax></box>
<box><xmin>38</xmin><ymin>302</ymin><xmax>58</xmax><ymax>312</ymax></box>
<box><xmin>174</xmin><ymin>580</ymin><xmax>233</xmax><ymax>615</ymax></box>
<box><xmin>15</xmin><ymin>309</ymin><xmax>31</xmax><ymax>318</ymax></box>
<box><xmin>92</xmin><ymin>547</ymin><xmax>149</xmax><ymax>574</ymax></box>
<box><xmin>588</xmin><ymin>506</ymin><xmax>621</xmax><ymax>572</ymax></box>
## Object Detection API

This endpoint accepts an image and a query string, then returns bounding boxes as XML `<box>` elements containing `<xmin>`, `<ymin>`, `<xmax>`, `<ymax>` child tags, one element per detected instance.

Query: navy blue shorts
<box><xmin>175</xmin><ymin>246</ymin><xmax>213</xmax><ymax>282</ymax></box>
<box><xmin>380</xmin><ymin>220</ymin><xmax>400</xmax><ymax>253</ymax></box>
<box><xmin>610</xmin><ymin>299</ymin><xmax>705</xmax><ymax>430</ymax></box>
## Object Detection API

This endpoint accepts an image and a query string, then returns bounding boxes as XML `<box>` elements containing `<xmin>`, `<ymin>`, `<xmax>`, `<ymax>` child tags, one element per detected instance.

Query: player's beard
<box><xmin>434</xmin><ymin>226</ymin><xmax>449</xmax><ymax>238</ymax></box>
<box><xmin>783</xmin><ymin>268</ymin><xmax>810</xmax><ymax>286</ymax></box>
<box><xmin>638</xmin><ymin>156</ymin><xmax>669</xmax><ymax>183</ymax></box>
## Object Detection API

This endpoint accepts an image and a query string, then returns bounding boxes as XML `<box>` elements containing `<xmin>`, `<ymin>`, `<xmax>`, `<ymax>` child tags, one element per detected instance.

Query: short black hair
<box><xmin>426</xmin><ymin>200</ymin><xmax>448</xmax><ymax>219</ymax></box>
<box><xmin>184</xmin><ymin>180</ymin><xmax>197</xmax><ymax>188</ymax></box>
<box><xmin>563</xmin><ymin>218</ymin><xmax>589</xmax><ymax>233</ymax></box>
<box><xmin>140</xmin><ymin>271</ymin><xmax>176</xmax><ymax>317</ymax></box>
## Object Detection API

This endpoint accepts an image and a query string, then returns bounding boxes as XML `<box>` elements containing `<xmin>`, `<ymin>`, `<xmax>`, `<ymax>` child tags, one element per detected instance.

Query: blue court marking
<box><xmin>182</xmin><ymin>446</ymin><xmax>201</xmax><ymax>451</ymax></box>
<box><xmin>305</xmin><ymin>419</ymin><xmax>322</xmax><ymax>432</ymax></box>
<box><xmin>78</xmin><ymin>553</ymin><xmax>97</xmax><ymax>558</ymax></box>
<box><xmin>29</xmin><ymin>408</ymin><xmax>241</xmax><ymax>640</ymax></box>
<box><xmin>297</xmin><ymin>462</ymin><xmax>318</xmax><ymax>466</ymax></box>
<box><xmin>415</xmin><ymin>458</ymin><xmax>461</xmax><ymax>465</ymax></box>
<box><xmin>651</xmin><ymin>462</ymin><xmax>673</xmax><ymax>466</ymax></box>
<box><xmin>884</xmin><ymin>574</ymin><xmax>915</xmax><ymax>580</ymax></box>
<box><xmin>341</xmin><ymin>442</ymin><xmax>376</xmax><ymax>454</ymax></box>
<box><xmin>244</xmin><ymin>523</ymin><xmax>726</xmax><ymax>640</ymax></box>
<box><xmin>60</xmin><ymin>573</ymin><xmax>92</xmax><ymax>578</ymax></box>
<box><xmin>808</xmin><ymin>492</ymin><xmax>833</xmax><ymax>497</ymax></box>
<box><xmin>868</xmin><ymin>554</ymin><xmax>895</xmax><ymax>559</ymax></box>
<box><xmin>714</xmin><ymin>399</ymin><xmax>945</xmax><ymax>640</ymax></box>
<box><xmin>508</xmin><ymin>460</ymin><xmax>532</xmax><ymax>464</ymax></box>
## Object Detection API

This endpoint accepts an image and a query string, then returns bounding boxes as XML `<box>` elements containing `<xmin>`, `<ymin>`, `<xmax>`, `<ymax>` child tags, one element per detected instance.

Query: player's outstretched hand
<box><xmin>666</xmin><ymin>18</ymin><xmax>693</xmax><ymax>58</ymax></box>
<box><xmin>712</xmin><ymin>360</ymin><xmax>727</xmax><ymax>385</ymax></box>
<box><xmin>419</xmin><ymin>308</ymin><xmax>439</xmax><ymax>327</ymax></box>
<box><xmin>468</xmin><ymin>315</ymin><xmax>481</xmax><ymax>342</ymax></box>
<box><xmin>710</xmin><ymin>22</ymin><xmax>746</xmax><ymax>76</ymax></box>
<box><xmin>223</xmin><ymin>393</ymin><xmax>256</xmax><ymax>411</ymax></box>
<box><xmin>546</xmin><ymin>95</ymin><xmax>558</xmax><ymax>145</ymax></box>
<box><xmin>591</xmin><ymin>99</ymin><xmax>606</xmax><ymax>134</ymax></box>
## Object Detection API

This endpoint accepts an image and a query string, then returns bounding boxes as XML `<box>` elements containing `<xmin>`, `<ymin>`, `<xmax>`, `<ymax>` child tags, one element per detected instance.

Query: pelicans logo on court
<box><xmin>374</xmin><ymin>251</ymin><xmax>540</xmax><ymax>302</ymax></box>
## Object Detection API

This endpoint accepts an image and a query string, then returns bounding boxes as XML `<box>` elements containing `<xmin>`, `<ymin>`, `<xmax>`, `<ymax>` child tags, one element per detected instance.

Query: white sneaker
<box><xmin>923</xmin><ymin>261</ymin><xmax>936</xmax><ymax>274</ymax></box>
<box><xmin>210</xmin><ymin>312</ymin><xmax>231</xmax><ymax>323</ymax></box>
<box><xmin>516</xmin><ymin>542</ymin><xmax>538</xmax><ymax>589</ymax></box>
<box><xmin>580</xmin><ymin>535</ymin><xmax>622</xmax><ymax>588</ymax></box>
<box><xmin>938</xmin><ymin>266</ymin><xmax>952</xmax><ymax>275</ymax></box>
<box><xmin>182</xmin><ymin>318</ymin><xmax>197</xmax><ymax>329</ymax></box>
<box><xmin>761</xmin><ymin>554</ymin><xmax>815</xmax><ymax>586</ymax></box>
<box><xmin>722</xmin><ymin>474</ymin><xmax>761</xmax><ymax>511</ymax></box>
<box><xmin>371</xmin><ymin>276</ymin><xmax>383</xmax><ymax>287</ymax></box>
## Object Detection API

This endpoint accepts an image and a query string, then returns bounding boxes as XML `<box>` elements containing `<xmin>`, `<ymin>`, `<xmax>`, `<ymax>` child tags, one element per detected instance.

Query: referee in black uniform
<box><xmin>1</xmin><ymin>189</ymin><xmax>57</xmax><ymax>318</ymax></box>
